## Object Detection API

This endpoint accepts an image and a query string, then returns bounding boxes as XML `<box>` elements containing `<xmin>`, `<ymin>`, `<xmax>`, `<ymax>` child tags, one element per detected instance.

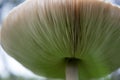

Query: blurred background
<box><xmin>0</xmin><ymin>0</ymin><xmax>120</xmax><ymax>80</ymax></box>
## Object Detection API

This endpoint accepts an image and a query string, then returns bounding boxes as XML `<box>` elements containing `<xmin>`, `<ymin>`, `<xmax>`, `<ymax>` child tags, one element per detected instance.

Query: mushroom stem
<box><xmin>66</xmin><ymin>58</ymin><xmax>79</xmax><ymax>80</ymax></box>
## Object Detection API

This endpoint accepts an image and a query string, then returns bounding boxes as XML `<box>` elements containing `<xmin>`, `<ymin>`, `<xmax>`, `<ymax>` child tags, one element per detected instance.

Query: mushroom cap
<box><xmin>1</xmin><ymin>0</ymin><xmax>120</xmax><ymax>79</ymax></box>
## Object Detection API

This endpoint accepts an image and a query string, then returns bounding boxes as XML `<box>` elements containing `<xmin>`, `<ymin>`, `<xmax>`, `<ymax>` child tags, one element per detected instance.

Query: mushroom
<box><xmin>1</xmin><ymin>0</ymin><xmax>120</xmax><ymax>80</ymax></box>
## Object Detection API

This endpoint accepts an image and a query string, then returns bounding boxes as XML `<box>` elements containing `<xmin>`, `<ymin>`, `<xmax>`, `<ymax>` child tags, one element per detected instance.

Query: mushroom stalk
<box><xmin>66</xmin><ymin>58</ymin><xmax>79</xmax><ymax>80</ymax></box>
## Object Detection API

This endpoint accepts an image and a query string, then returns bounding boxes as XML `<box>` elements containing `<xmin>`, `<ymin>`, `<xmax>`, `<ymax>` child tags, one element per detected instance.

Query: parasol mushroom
<box><xmin>1</xmin><ymin>0</ymin><xmax>120</xmax><ymax>80</ymax></box>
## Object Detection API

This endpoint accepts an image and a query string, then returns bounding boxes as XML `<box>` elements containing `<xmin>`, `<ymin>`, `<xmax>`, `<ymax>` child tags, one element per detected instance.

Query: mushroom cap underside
<box><xmin>1</xmin><ymin>0</ymin><xmax>120</xmax><ymax>79</ymax></box>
